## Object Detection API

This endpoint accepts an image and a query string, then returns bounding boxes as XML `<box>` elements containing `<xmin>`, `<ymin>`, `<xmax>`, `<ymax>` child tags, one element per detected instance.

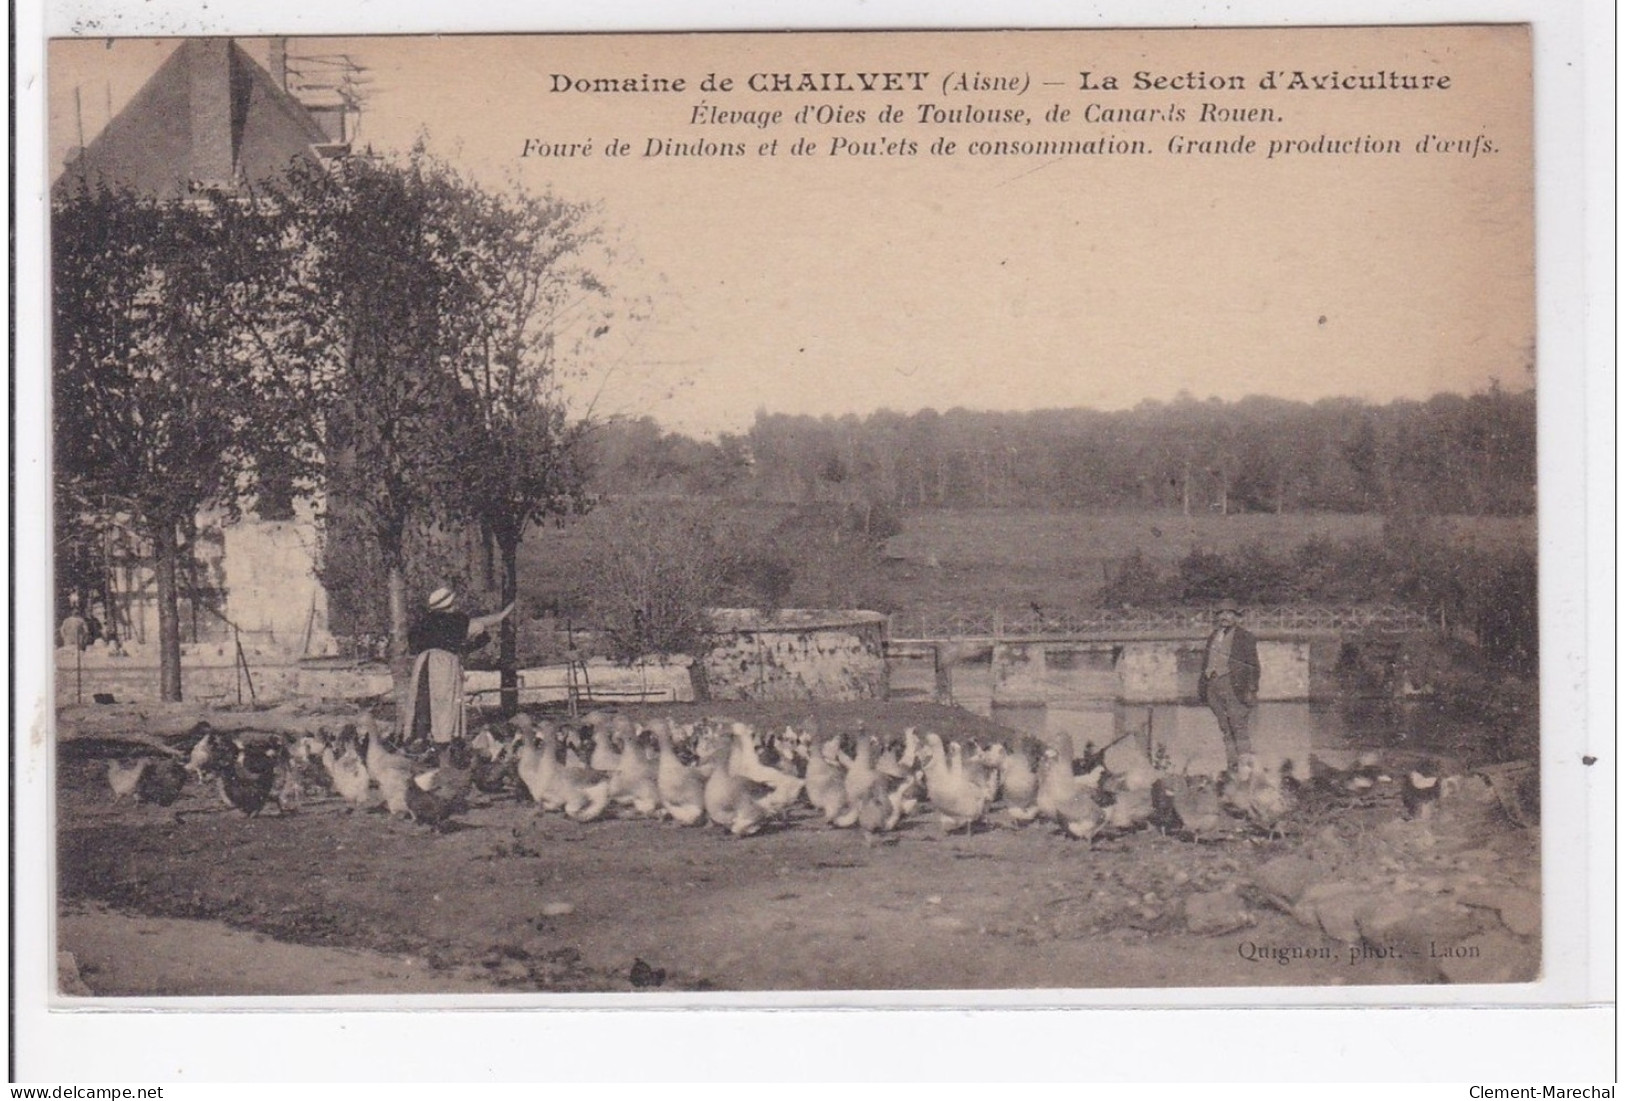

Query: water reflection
<box><xmin>894</xmin><ymin>652</ymin><xmax>1342</xmax><ymax>779</ymax></box>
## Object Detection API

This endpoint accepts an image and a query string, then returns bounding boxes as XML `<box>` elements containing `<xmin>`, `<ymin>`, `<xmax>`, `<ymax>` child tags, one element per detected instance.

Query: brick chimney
<box><xmin>187</xmin><ymin>39</ymin><xmax>237</xmax><ymax>185</ymax></box>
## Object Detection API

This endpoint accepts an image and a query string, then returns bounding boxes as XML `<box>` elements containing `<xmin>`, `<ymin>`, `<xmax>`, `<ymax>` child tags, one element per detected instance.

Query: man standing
<box><xmin>58</xmin><ymin>601</ymin><xmax>89</xmax><ymax>650</ymax></box>
<box><xmin>1198</xmin><ymin>598</ymin><xmax>1260</xmax><ymax>773</ymax></box>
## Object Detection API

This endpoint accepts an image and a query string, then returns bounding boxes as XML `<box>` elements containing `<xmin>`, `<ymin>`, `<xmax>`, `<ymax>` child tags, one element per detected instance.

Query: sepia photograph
<box><xmin>13</xmin><ymin>0</ymin><xmax>1612</xmax><ymax>1082</ymax></box>
<box><xmin>42</xmin><ymin>21</ymin><xmax>1545</xmax><ymax>997</ymax></box>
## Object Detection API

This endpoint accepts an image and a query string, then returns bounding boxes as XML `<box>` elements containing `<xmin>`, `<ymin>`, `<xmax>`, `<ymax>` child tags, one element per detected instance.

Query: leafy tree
<box><xmin>437</xmin><ymin>177</ymin><xmax>603</xmax><ymax>712</ymax></box>
<box><xmin>278</xmin><ymin>149</ymin><xmax>477</xmax><ymax>659</ymax></box>
<box><xmin>52</xmin><ymin>182</ymin><xmax>296</xmax><ymax>699</ymax></box>
<box><xmin>579</xmin><ymin>501</ymin><xmax>734</xmax><ymax>700</ymax></box>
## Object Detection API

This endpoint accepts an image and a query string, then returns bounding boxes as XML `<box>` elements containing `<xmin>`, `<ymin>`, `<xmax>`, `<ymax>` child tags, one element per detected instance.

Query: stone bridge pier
<box><xmin>984</xmin><ymin>637</ymin><xmax>1321</xmax><ymax>779</ymax></box>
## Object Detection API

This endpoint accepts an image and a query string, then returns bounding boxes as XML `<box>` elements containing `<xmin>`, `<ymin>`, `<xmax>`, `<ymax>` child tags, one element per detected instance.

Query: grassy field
<box><xmin>877</xmin><ymin>508</ymin><xmax>1534</xmax><ymax>618</ymax></box>
<box><xmin>514</xmin><ymin>502</ymin><xmax>1534</xmax><ymax>635</ymax></box>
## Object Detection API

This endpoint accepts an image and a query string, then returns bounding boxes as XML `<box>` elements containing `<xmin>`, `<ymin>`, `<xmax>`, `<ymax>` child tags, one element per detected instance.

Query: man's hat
<box><xmin>427</xmin><ymin>587</ymin><xmax>457</xmax><ymax>612</ymax></box>
<box><xmin>1214</xmin><ymin>598</ymin><xmax>1241</xmax><ymax>614</ymax></box>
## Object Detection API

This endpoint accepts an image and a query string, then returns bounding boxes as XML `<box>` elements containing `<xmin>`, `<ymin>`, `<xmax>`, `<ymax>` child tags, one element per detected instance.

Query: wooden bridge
<box><xmin>887</xmin><ymin>603</ymin><xmax>1439</xmax><ymax>644</ymax></box>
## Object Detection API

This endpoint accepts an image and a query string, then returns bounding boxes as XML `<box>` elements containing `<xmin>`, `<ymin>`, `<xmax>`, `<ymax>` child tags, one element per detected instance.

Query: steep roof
<box><xmin>56</xmin><ymin>38</ymin><xmax>339</xmax><ymax>199</ymax></box>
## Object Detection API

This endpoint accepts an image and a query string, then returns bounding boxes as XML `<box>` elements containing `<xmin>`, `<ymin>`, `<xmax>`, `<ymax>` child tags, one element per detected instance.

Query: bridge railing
<box><xmin>889</xmin><ymin>603</ymin><xmax>1438</xmax><ymax>641</ymax></box>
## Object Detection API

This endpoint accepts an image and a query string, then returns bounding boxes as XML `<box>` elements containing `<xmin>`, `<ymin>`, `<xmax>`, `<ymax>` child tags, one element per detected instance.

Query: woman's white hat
<box><xmin>427</xmin><ymin>587</ymin><xmax>457</xmax><ymax>612</ymax></box>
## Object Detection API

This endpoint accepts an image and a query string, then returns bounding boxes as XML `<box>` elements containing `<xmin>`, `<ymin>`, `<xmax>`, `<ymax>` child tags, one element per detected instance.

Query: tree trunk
<box><xmin>153</xmin><ymin>517</ymin><xmax>183</xmax><ymax>701</ymax></box>
<box><xmin>688</xmin><ymin>655</ymin><xmax>712</xmax><ymax>703</ymax></box>
<box><xmin>387</xmin><ymin>560</ymin><xmax>409</xmax><ymax>660</ymax></box>
<box><xmin>481</xmin><ymin>520</ymin><xmax>496</xmax><ymax>591</ymax></box>
<box><xmin>498</xmin><ymin>533</ymin><xmax>521</xmax><ymax>716</ymax></box>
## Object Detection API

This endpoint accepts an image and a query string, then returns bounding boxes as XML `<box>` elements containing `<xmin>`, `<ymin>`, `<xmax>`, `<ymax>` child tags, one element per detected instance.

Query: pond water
<box><xmin>889</xmin><ymin>652</ymin><xmax>1426</xmax><ymax>779</ymax></box>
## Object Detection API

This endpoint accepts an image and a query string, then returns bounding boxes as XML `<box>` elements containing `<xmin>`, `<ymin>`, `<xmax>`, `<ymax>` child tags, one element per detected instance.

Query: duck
<box><xmin>513</xmin><ymin>718</ymin><xmax>551</xmax><ymax>802</ymax></box>
<box><xmin>885</xmin><ymin>729</ymin><xmax>926</xmax><ymax>817</ymax></box>
<box><xmin>1035</xmin><ymin>744</ymin><xmax>1082</xmax><ymax>820</ymax></box>
<box><xmin>874</xmin><ymin>728</ymin><xmax>918</xmax><ymax>778</ymax></box>
<box><xmin>1035</xmin><ymin>746</ymin><xmax>1104</xmax><ymax>839</ymax></box>
<box><xmin>1307</xmin><ymin>751</ymin><xmax>1387</xmax><ymax>797</ymax></box>
<box><xmin>518</xmin><ymin>721</ymin><xmax>612</xmax><ymax>822</ymax></box>
<box><xmin>652</xmin><ymin>719</ymin><xmax>707</xmax><ymax>826</ymax></box>
<box><xmin>607</xmin><ymin>726</ymin><xmax>663</xmax><ymax>817</ymax></box>
<box><xmin>840</xmin><ymin>727</ymin><xmax>880</xmax><ymax>811</ymax></box>
<box><xmin>921</xmin><ymin>732</ymin><xmax>988</xmax><ymax>834</ymax></box>
<box><xmin>768</xmin><ymin>726</ymin><xmax>804</xmax><ymax>775</ymax></box>
<box><xmin>599</xmin><ymin>714</ymin><xmax>638</xmax><ymax>768</ymax></box>
<box><xmin>698</xmin><ymin>731</ymin><xmax>781</xmax><ymax>838</ymax></box>
<box><xmin>800</xmin><ymin>730</ymin><xmax>851</xmax><ymax>825</ymax></box>
<box><xmin>998</xmin><ymin>737</ymin><xmax>1044</xmax><ymax>824</ymax></box>
<box><xmin>321</xmin><ymin>725</ymin><xmax>374</xmax><ymax>811</ymax></box>
<box><xmin>964</xmin><ymin>741</ymin><xmax>1004</xmax><ymax>803</ymax></box>
<box><xmin>854</xmin><ymin>774</ymin><xmax>907</xmax><ymax>838</ymax></box>
<box><xmin>830</xmin><ymin>731</ymin><xmax>889</xmax><ymax>828</ymax></box>
<box><xmin>728</xmin><ymin>722</ymin><xmax>804</xmax><ymax>809</ymax></box>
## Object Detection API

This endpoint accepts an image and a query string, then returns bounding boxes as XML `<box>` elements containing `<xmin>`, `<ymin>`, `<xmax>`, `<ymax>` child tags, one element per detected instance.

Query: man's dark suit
<box><xmin>1199</xmin><ymin>624</ymin><xmax>1260</xmax><ymax>768</ymax></box>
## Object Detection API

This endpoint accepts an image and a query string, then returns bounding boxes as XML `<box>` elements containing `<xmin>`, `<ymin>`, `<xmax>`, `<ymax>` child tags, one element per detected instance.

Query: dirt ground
<box><xmin>54</xmin><ymin>701</ymin><xmax>1539</xmax><ymax>997</ymax></box>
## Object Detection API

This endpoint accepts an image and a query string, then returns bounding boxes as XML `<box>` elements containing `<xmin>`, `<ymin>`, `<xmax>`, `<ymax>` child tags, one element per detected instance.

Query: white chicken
<box><xmin>321</xmin><ymin>725</ymin><xmax>373</xmax><ymax>811</ymax></box>
<box><xmin>1221</xmin><ymin>755</ymin><xmax>1295</xmax><ymax>837</ymax></box>
<box><xmin>361</xmin><ymin>728</ymin><xmax>417</xmax><ymax>817</ymax></box>
<box><xmin>107</xmin><ymin>758</ymin><xmax>147</xmax><ymax>802</ymax></box>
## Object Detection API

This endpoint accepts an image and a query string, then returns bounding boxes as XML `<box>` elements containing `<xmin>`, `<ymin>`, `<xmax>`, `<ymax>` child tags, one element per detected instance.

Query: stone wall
<box><xmin>702</xmin><ymin>609</ymin><xmax>888</xmax><ymax>702</ymax></box>
<box><xmin>220</xmin><ymin>520</ymin><xmax>336</xmax><ymax>657</ymax></box>
<box><xmin>999</xmin><ymin>638</ymin><xmax>1316</xmax><ymax>707</ymax></box>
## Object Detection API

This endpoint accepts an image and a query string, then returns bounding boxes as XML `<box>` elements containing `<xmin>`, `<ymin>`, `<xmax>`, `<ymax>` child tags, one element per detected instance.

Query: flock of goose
<box><xmin>103</xmin><ymin>709</ymin><xmax>1371</xmax><ymax>842</ymax></box>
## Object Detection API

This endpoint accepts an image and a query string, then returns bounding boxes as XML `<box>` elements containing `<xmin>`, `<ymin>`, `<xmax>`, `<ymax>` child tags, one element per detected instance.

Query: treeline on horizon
<box><xmin>586</xmin><ymin>387</ymin><xmax>1535</xmax><ymax>515</ymax></box>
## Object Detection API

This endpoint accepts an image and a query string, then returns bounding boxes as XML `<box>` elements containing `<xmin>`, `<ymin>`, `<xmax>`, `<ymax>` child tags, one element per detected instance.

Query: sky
<box><xmin>47</xmin><ymin>27</ymin><xmax>1535</xmax><ymax>436</ymax></box>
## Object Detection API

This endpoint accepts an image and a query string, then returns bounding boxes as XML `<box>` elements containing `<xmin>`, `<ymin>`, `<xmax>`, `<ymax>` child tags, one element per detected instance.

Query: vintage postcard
<box><xmin>16</xmin><ymin>7</ymin><xmax>1611</xmax><ymax>1082</ymax></box>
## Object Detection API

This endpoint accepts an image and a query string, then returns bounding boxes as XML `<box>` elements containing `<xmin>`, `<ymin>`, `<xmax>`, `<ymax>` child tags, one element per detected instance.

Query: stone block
<box><xmin>1257</xmin><ymin>640</ymin><xmax>1312</xmax><ymax>701</ymax></box>
<box><xmin>1303</xmin><ymin>884</ymin><xmax>1366</xmax><ymax>943</ymax></box>
<box><xmin>1460</xmin><ymin>887</ymin><xmax>1541</xmax><ymax>938</ymax></box>
<box><xmin>1118</xmin><ymin>642</ymin><xmax>1182</xmax><ymax>703</ymax></box>
<box><xmin>1184</xmin><ymin>890</ymin><xmax>1252</xmax><ymax>936</ymax></box>
<box><xmin>1252</xmin><ymin>855</ymin><xmax>1320</xmax><ymax>908</ymax></box>
<box><xmin>57</xmin><ymin>951</ymin><xmax>93</xmax><ymax>996</ymax></box>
